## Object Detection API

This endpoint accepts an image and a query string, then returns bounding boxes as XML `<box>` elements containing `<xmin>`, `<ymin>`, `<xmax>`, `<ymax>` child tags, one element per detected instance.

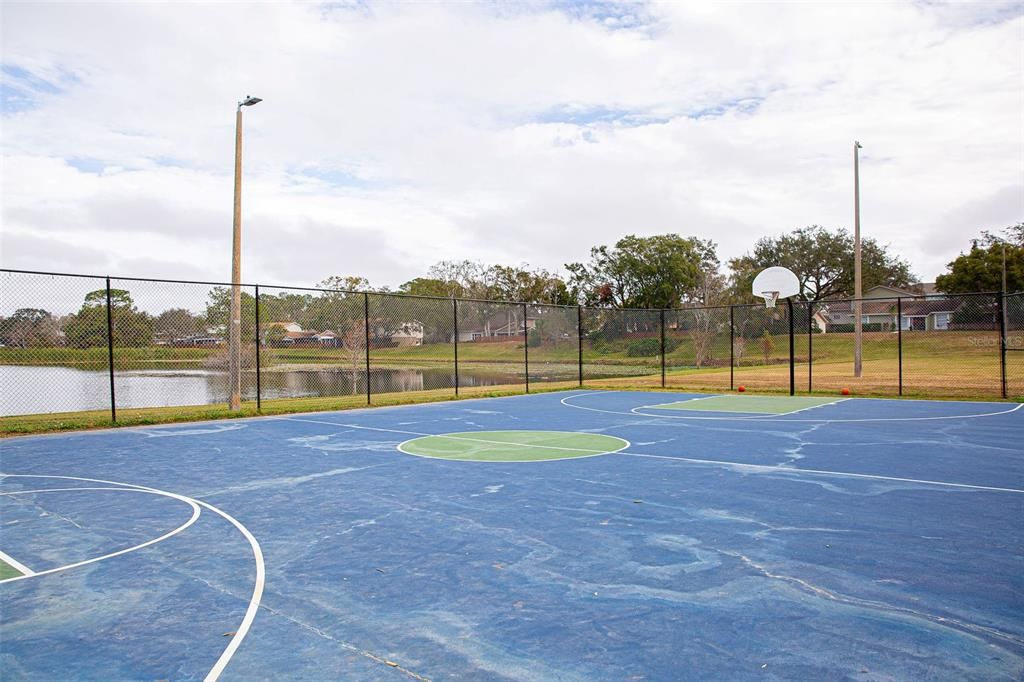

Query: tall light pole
<box><xmin>229</xmin><ymin>95</ymin><xmax>262</xmax><ymax>411</ymax></box>
<box><xmin>853</xmin><ymin>140</ymin><xmax>863</xmax><ymax>378</ymax></box>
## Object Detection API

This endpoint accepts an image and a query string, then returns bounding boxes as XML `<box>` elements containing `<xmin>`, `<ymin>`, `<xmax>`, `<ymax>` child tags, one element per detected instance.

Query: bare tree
<box><xmin>339</xmin><ymin>319</ymin><xmax>367</xmax><ymax>395</ymax></box>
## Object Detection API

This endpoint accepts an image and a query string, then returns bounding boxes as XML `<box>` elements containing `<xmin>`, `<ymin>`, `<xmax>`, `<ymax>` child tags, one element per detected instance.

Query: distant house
<box><xmin>266</xmin><ymin>321</ymin><xmax>303</xmax><ymax>333</ymax></box>
<box><xmin>170</xmin><ymin>334</ymin><xmax>223</xmax><ymax>347</ymax></box>
<box><xmin>312</xmin><ymin>331</ymin><xmax>341</xmax><ymax>347</ymax></box>
<box><xmin>811</xmin><ymin>309</ymin><xmax>829</xmax><ymax>333</ymax></box>
<box><xmin>458</xmin><ymin>313</ymin><xmax>536</xmax><ymax>342</ymax></box>
<box><xmin>390</xmin><ymin>321</ymin><xmax>424</xmax><ymax>347</ymax></box>
<box><xmin>262</xmin><ymin>322</ymin><xmax>344</xmax><ymax>347</ymax></box>
<box><xmin>820</xmin><ymin>284</ymin><xmax>958</xmax><ymax>331</ymax></box>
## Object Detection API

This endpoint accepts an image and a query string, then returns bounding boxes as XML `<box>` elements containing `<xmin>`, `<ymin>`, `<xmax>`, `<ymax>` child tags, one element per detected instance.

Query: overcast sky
<box><xmin>2</xmin><ymin>1</ymin><xmax>1022</xmax><ymax>292</ymax></box>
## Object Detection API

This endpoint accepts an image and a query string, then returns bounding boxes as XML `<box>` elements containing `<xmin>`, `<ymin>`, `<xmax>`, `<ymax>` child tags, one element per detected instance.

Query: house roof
<box><xmin>865</xmin><ymin>284</ymin><xmax>918</xmax><ymax>298</ymax></box>
<box><xmin>865</xmin><ymin>283</ymin><xmax>940</xmax><ymax>298</ymax></box>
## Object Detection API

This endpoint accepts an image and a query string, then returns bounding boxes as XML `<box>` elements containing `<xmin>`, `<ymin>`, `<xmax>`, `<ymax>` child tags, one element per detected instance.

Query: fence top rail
<box><xmin>0</xmin><ymin>268</ymin><xmax>1011</xmax><ymax>314</ymax></box>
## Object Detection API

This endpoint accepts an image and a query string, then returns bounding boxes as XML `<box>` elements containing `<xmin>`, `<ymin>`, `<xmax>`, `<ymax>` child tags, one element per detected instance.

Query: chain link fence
<box><xmin>810</xmin><ymin>296</ymin><xmax>900</xmax><ymax>396</ymax></box>
<box><xmin>1</xmin><ymin>269</ymin><xmax>1019</xmax><ymax>424</ymax></box>
<box><xmin>455</xmin><ymin>299</ymin><xmax>528</xmax><ymax>392</ymax></box>
<box><xmin>110</xmin><ymin>278</ymin><xmax>258</xmax><ymax>411</ymax></box>
<box><xmin>581</xmin><ymin>307</ymin><xmax>663</xmax><ymax>388</ymax></box>
<box><xmin>1007</xmin><ymin>292</ymin><xmax>1024</xmax><ymax>399</ymax></box>
<box><xmin>370</xmin><ymin>292</ymin><xmax>456</xmax><ymax>397</ymax></box>
<box><xmin>527</xmin><ymin>304</ymin><xmax>580</xmax><ymax>387</ymax></box>
<box><xmin>257</xmin><ymin>285</ymin><xmax>367</xmax><ymax>404</ymax></box>
<box><xmin>1</xmin><ymin>271</ymin><xmax>111</xmax><ymax>415</ymax></box>
<box><xmin>664</xmin><ymin>306</ymin><xmax>731</xmax><ymax>392</ymax></box>
<box><xmin>901</xmin><ymin>293</ymin><xmax>1002</xmax><ymax>398</ymax></box>
<box><xmin>731</xmin><ymin>302</ymin><xmax>791</xmax><ymax>392</ymax></box>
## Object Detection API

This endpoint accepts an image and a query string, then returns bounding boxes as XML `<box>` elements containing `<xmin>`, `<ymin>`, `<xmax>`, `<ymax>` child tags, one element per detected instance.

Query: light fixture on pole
<box><xmin>853</xmin><ymin>140</ymin><xmax>863</xmax><ymax>379</ymax></box>
<box><xmin>229</xmin><ymin>94</ymin><xmax>261</xmax><ymax>411</ymax></box>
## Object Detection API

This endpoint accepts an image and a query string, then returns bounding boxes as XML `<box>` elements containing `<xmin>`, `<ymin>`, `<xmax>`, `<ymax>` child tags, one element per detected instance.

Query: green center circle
<box><xmin>398</xmin><ymin>430</ymin><xmax>629</xmax><ymax>462</ymax></box>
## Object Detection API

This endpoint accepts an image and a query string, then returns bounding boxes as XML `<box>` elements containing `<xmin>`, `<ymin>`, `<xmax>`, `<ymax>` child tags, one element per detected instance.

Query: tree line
<box><xmin>1</xmin><ymin>222</ymin><xmax>1020</xmax><ymax>350</ymax></box>
<box><xmin>390</xmin><ymin>222</ymin><xmax>1022</xmax><ymax>307</ymax></box>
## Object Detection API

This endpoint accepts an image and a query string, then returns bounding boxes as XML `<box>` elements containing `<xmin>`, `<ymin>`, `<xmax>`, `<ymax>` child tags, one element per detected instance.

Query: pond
<box><xmin>0</xmin><ymin>365</ymin><xmax>530</xmax><ymax>416</ymax></box>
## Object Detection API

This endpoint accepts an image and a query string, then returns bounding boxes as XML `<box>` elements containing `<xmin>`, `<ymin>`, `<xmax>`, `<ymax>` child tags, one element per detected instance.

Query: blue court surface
<box><xmin>1</xmin><ymin>390</ymin><xmax>1022</xmax><ymax>680</ymax></box>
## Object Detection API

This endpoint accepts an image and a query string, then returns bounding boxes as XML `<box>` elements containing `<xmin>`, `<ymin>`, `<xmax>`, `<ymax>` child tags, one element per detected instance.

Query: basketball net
<box><xmin>761</xmin><ymin>291</ymin><xmax>779</xmax><ymax>309</ymax></box>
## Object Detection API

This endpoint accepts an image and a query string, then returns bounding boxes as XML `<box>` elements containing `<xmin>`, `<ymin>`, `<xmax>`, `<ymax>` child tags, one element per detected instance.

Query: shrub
<box><xmin>626</xmin><ymin>337</ymin><xmax>681</xmax><ymax>357</ymax></box>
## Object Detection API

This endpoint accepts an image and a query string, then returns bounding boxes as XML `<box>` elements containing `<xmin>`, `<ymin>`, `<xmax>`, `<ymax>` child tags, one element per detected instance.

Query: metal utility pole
<box><xmin>229</xmin><ymin>95</ymin><xmax>262</xmax><ymax>411</ymax></box>
<box><xmin>1003</xmin><ymin>243</ymin><xmax>1008</xmax><ymax>293</ymax></box>
<box><xmin>853</xmin><ymin>140</ymin><xmax>863</xmax><ymax>378</ymax></box>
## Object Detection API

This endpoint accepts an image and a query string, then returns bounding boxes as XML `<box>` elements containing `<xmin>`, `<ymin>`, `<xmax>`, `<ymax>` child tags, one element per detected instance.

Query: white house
<box><xmin>390</xmin><ymin>321</ymin><xmax>424</xmax><ymax>347</ymax></box>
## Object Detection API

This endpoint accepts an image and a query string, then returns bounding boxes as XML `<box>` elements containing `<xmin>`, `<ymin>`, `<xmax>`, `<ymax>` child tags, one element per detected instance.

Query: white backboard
<box><xmin>752</xmin><ymin>266</ymin><xmax>800</xmax><ymax>301</ymax></box>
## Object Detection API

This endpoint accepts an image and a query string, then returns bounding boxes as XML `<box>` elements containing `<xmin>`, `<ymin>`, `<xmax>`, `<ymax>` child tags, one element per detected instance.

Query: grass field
<box><xmin>2</xmin><ymin>330</ymin><xmax>1019</xmax><ymax>435</ymax></box>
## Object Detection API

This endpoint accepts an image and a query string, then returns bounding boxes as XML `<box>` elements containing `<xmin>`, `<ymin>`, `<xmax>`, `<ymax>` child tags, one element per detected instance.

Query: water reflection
<box><xmin>0</xmin><ymin>365</ymin><xmax>525</xmax><ymax>416</ymax></box>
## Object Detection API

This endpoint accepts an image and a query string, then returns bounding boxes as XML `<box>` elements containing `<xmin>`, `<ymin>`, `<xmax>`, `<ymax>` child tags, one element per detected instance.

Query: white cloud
<box><xmin>2</xmin><ymin>0</ymin><xmax>1021</xmax><ymax>290</ymax></box>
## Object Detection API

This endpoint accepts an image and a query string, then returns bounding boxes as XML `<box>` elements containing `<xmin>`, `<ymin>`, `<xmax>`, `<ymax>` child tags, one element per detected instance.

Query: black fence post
<box><xmin>897</xmin><ymin>297</ymin><xmax>903</xmax><ymax>396</ymax></box>
<box><xmin>105</xmin><ymin>277</ymin><xmax>116</xmax><ymax>423</ymax></box>
<box><xmin>807</xmin><ymin>301</ymin><xmax>813</xmax><ymax>393</ymax></box>
<box><xmin>453</xmin><ymin>298</ymin><xmax>459</xmax><ymax>397</ymax></box>
<box><xmin>729</xmin><ymin>305</ymin><xmax>735</xmax><ymax>391</ymax></box>
<box><xmin>364</xmin><ymin>293</ymin><xmax>371</xmax><ymax>405</ymax></box>
<box><xmin>577</xmin><ymin>306</ymin><xmax>584</xmax><ymax>387</ymax></box>
<box><xmin>998</xmin><ymin>291</ymin><xmax>1007</xmax><ymax>399</ymax></box>
<box><xmin>787</xmin><ymin>298</ymin><xmax>795</xmax><ymax>396</ymax></box>
<box><xmin>255</xmin><ymin>284</ymin><xmax>261</xmax><ymax>411</ymax></box>
<box><xmin>523</xmin><ymin>302</ymin><xmax>529</xmax><ymax>394</ymax></box>
<box><xmin>660</xmin><ymin>309</ymin><xmax>666</xmax><ymax>388</ymax></box>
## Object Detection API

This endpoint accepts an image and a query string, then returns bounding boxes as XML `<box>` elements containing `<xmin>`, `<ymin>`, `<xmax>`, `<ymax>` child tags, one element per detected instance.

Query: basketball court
<box><xmin>1</xmin><ymin>389</ymin><xmax>1022</xmax><ymax>680</ymax></box>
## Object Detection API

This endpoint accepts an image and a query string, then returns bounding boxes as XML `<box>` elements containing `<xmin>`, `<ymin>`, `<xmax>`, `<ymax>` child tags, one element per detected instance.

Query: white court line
<box><xmin>0</xmin><ymin>474</ymin><xmax>263</xmax><ymax>682</ymax></box>
<box><xmin>618</xmin><ymin>452</ymin><xmax>1024</xmax><ymax>494</ymax></box>
<box><xmin>282</xmin><ymin>417</ymin><xmax>630</xmax><ymax>457</ymax></box>
<box><xmin>562</xmin><ymin>391</ymin><xmax>1024</xmax><ymax>423</ymax></box>
<box><xmin>778</xmin><ymin>397</ymin><xmax>849</xmax><ymax>415</ymax></box>
<box><xmin>0</xmin><ymin>548</ymin><xmax>34</xmax><ymax>576</ymax></box>
<box><xmin>636</xmin><ymin>397</ymin><xmax>849</xmax><ymax>418</ymax></box>
<box><xmin>0</xmin><ymin>486</ymin><xmax>200</xmax><ymax>584</ymax></box>
<box><xmin>395</xmin><ymin>436</ymin><xmax>629</xmax><ymax>463</ymax></box>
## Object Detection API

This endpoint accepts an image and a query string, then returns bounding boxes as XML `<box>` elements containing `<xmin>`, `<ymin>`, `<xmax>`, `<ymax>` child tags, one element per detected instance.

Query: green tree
<box><xmin>262</xmin><ymin>324</ymin><xmax>288</xmax><ymax>346</ymax></box>
<box><xmin>490</xmin><ymin>265</ymin><xmax>574</xmax><ymax>305</ymax></box>
<box><xmin>729</xmin><ymin>225</ymin><xmax>914</xmax><ymax>302</ymax></box>
<box><xmin>259</xmin><ymin>292</ymin><xmax>313</xmax><ymax>327</ymax></box>
<box><xmin>319</xmin><ymin>275</ymin><xmax>372</xmax><ymax>293</ymax></box>
<box><xmin>64</xmin><ymin>289</ymin><xmax>154</xmax><ymax>348</ymax></box>
<box><xmin>0</xmin><ymin>308</ymin><xmax>61</xmax><ymax>348</ymax></box>
<box><xmin>204</xmin><ymin>288</ymin><xmax>256</xmax><ymax>343</ymax></box>
<box><xmin>566</xmin><ymin>234</ymin><xmax>720</xmax><ymax>308</ymax></box>
<box><xmin>399</xmin><ymin>277</ymin><xmax>464</xmax><ymax>299</ymax></box>
<box><xmin>935</xmin><ymin>224</ymin><xmax>1024</xmax><ymax>294</ymax></box>
<box><xmin>154</xmin><ymin>308</ymin><xmax>203</xmax><ymax>341</ymax></box>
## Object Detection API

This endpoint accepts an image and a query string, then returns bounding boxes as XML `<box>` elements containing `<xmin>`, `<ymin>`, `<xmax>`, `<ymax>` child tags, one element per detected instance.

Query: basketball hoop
<box><xmin>752</xmin><ymin>267</ymin><xmax>799</xmax><ymax>309</ymax></box>
<box><xmin>761</xmin><ymin>291</ymin><xmax>779</xmax><ymax>309</ymax></box>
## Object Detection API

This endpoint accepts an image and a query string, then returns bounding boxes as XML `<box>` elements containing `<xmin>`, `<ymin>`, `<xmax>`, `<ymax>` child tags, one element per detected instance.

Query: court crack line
<box><xmin>721</xmin><ymin>550</ymin><xmax>1024</xmax><ymax>649</ymax></box>
<box><xmin>617</xmin><ymin>452</ymin><xmax>1024</xmax><ymax>494</ymax></box>
<box><xmin>253</xmin><ymin>602</ymin><xmax>431</xmax><ymax>681</ymax></box>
